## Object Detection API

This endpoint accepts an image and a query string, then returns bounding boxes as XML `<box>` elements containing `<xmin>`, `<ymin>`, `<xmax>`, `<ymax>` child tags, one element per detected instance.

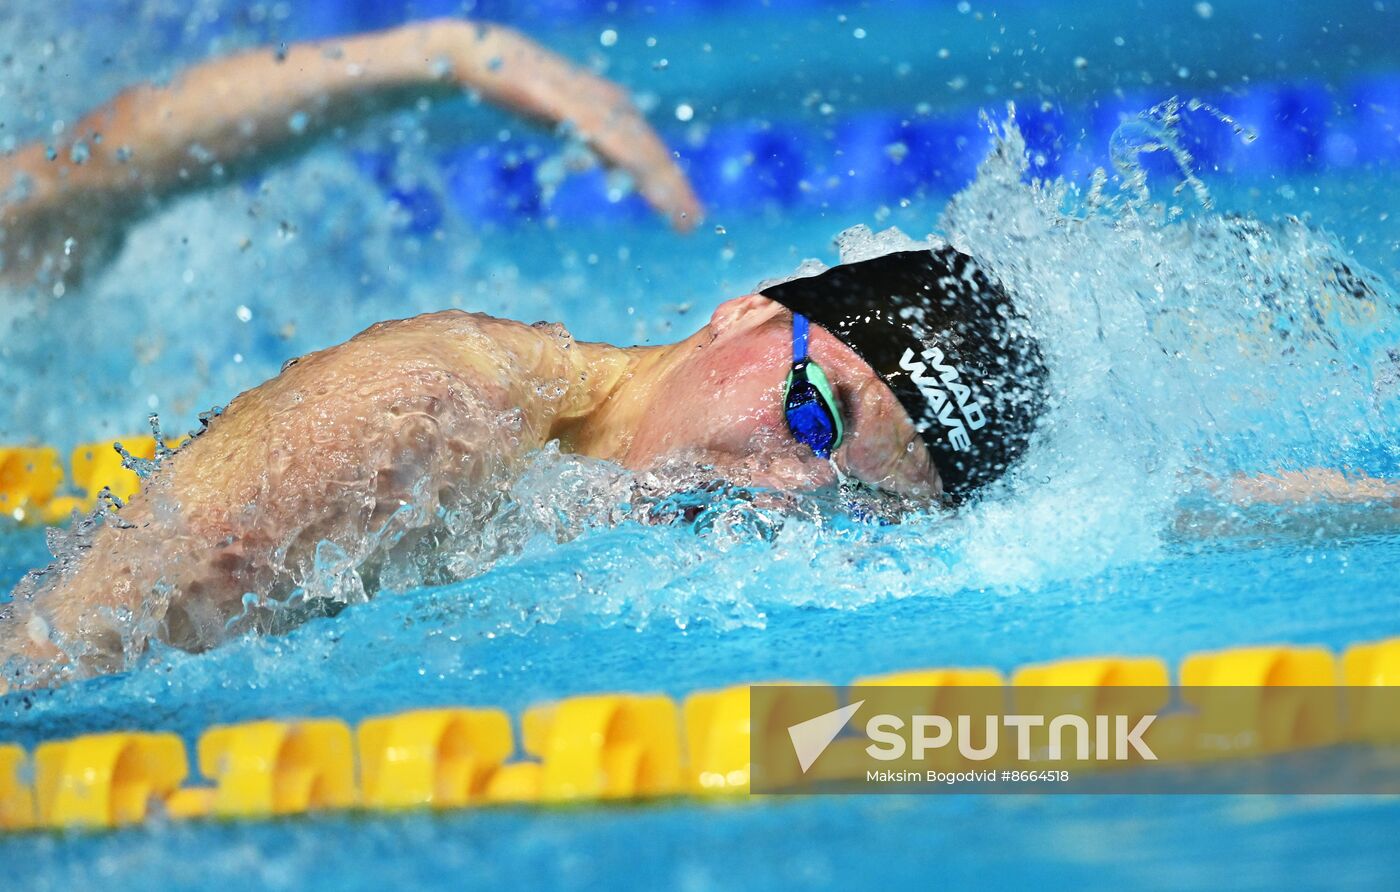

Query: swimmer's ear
<box><xmin>709</xmin><ymin>294</ymin><xmax>784</xmax><ymax>338</ymax></box>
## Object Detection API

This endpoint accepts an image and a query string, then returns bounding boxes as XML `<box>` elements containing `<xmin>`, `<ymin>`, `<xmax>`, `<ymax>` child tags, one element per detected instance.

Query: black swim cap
<box><xmin>760</xmin><ymin>247</ymin><xmax>1048</xmax><ymax>500</ymax></box>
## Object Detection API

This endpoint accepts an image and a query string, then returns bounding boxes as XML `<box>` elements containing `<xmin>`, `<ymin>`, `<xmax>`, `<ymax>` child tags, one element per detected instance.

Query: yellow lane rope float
<box><xmin>0</xmin><ymin>638</ymin><xmax>1397</xmax><ymax>832</ymax></box>
<box><xmin>0</xmin><ymin>437</ymin><xmax>183</xmax><ymax>524</ymax></box>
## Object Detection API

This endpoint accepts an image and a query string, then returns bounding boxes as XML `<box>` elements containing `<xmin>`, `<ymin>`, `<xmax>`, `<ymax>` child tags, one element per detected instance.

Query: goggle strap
<box><xmin>792</xmin><ymin>313</ymin><xmax>811</xmax><ymax>364</ymax></box>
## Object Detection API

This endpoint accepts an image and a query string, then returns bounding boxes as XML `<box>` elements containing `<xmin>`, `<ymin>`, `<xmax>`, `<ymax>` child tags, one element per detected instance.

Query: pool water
<box><xmin>3</xmin><ymin>0</ymin><xmax>1400</xmax><ymax>889</ymax></box>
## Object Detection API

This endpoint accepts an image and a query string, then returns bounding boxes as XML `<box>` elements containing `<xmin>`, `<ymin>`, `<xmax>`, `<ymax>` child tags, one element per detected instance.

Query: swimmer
<box><xmin>0</xmin><ymin>19</ymin><xmax>701</xmax><ymax>286</ymax></box>
<box><xmin>0</xmin><ymin>245</ymin><xmax>1044</xmax><ymax>683</ymax></box>
<box><xmin>1</xmin><ymin>244</ymin><xmax>1396</xmax><ymax>688</ymax></box>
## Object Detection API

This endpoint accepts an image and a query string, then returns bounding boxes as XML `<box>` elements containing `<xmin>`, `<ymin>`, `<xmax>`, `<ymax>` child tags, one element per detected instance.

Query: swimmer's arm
<box><xmin>1225</xmin><ymin>469</ymin><xmax>1400</xmax><ymax>507</ymax></box>
<box><xmin>1</xmin><ymin>20</ymin><xmax>699</xmax><ymax>280</ymax></box>
<box><xmin>0</xmin><ymin>311</ymin><xmax>589</xmax><ymax>688</ymax></box>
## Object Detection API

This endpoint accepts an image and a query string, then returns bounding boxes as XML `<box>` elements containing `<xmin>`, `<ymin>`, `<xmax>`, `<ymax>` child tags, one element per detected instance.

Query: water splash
<box><xmin>939</xmin><ymin>106</ymin><xmax>1397</xmax><ymax>576</ymax></box>
<box><xmin>1105</xmin><ymin>96</ymin><xmax>1258</xmax><ymax>211</ymax></box>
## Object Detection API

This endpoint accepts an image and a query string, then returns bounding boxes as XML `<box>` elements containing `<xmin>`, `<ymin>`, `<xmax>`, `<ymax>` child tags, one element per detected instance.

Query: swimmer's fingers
<box><xmin>571</xmin><ymin>93</ymin><xmax>703</xmax><ymax>232</ymax></box>
<box><xmin>457</xmin><ymin>25</ymin><xmax>701</xmax><ymax>230</ymax></box>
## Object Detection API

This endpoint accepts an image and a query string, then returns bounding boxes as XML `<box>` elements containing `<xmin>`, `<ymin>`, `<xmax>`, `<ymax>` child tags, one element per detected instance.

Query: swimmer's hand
<box><xmin>1178</xmin><ymin>468</ymin><xmax>1400</xmax><ymax>540</ymax></box>
<box><xmin>1225</xmin><ymin>468</ymin><xmax>1400</xmax><ymax>507</ymax></box>
<box><xmin>454</xmin><ymin>24</ymin><xmax>702</xmax><ymax>231</ymax></box>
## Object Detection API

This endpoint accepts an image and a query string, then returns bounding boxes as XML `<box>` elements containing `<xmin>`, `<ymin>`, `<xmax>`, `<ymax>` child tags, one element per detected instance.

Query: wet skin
<box><xmin>0</xmin><ymin>296</ymin><xmax>939</xmax><ymax>684</ymax></box>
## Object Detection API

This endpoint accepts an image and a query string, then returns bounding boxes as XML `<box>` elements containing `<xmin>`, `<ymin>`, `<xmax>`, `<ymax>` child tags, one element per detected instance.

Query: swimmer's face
<box><xmin>625</xmin><ymin>294</ymin><xmax>941</xmax><ymax>499</ymax></box>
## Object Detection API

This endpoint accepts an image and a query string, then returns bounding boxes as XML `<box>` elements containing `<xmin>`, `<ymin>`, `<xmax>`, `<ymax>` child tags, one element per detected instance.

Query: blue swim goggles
<box><xmin>783</xmin><ymin>313</ymin><xmax>845</xmax><ymax>459</ymax></box>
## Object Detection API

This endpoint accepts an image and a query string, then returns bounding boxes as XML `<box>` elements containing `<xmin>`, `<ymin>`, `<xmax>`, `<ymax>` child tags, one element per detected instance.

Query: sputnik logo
<box><xmin>787</xmin><ymin>700</ymin><xmax>864</xmax><ymax>773</ymax></box>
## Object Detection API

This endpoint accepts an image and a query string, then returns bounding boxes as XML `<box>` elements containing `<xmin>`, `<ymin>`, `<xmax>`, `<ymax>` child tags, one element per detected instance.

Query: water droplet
<box><xmin>675</xmin><ymin>103</ymin><xmax>694</xmax><ymax>122</ymax></box>
<box><xmin>236</xmin><ymin>305</ymin><xmax>253</xmax><ymax>323</ymax></box>
<box><xmin>287</xmin><ymin>111</ymin><xmax>308</xmax><ymax>135</ymax></box>
<box><xmin>600</xmin><ymin>29</ymin><xmax>618</xmax><ymax>47</ymax></box>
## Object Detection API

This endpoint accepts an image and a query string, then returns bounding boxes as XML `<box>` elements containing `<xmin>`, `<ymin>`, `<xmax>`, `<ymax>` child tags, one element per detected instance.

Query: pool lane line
<box><xmin>2</xmin><ymin>637</ymin><xmax>1399</xmax><ymax>831</ymax></box>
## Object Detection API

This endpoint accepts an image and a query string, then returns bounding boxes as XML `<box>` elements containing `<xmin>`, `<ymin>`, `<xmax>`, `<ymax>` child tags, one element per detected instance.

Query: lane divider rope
<box><xmin>1</xmin><ymin>637</ymin><xmax>1398</xmax><ymax>832</ymax></box>
<box><xmin>0</xmin><ymin>437</ymin><xmax>182</xmax><ymax>524</ymax></box>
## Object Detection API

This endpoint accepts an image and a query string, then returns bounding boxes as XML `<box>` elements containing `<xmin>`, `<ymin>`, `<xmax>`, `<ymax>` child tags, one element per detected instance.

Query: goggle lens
<box><xmin>783</xmin><ymin>313</ymin><xmax>844</xmax><ymax>459</ymax></box>
<box><xmin>785</xmin><ymin>371</ymin><xmax>839</xmax><ymax>458</ymax></box>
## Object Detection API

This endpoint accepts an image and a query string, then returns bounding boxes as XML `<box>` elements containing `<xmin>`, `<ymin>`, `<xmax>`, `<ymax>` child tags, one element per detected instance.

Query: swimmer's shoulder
<box><xmin>339</xmin><ymin>310</ymin><xmax>573</xmax><ymax>381</ymax></box>
<box><xmin>352</xmin><ymin>309</ymin><xmax>555</xmax><ymax>344</ymax></box>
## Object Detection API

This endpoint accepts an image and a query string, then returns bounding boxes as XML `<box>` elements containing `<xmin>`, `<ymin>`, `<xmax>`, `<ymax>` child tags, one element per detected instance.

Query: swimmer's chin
<box><xmin>645</xmin><ymin>450</ymin><xmax>837</xmax><ymax>493</ymax></box>
<box><xmin>644</xmin><ymin>449</ymin><xmax>940</xmax><ymax>506</ymax></box>
<box><xmin>738</xmin><ymin>462</ymin><xmax>835</xmax><ymax>493</ymax></box>
<box><xmin>731</xmin><ymin>456</ymin><xmax>942</xmax><ymax>504</ymax></box>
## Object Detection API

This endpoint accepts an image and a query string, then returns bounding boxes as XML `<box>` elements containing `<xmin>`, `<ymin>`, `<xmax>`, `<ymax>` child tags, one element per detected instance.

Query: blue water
<box><xmin>4</xmin><ymin>0</ymin><xmax>1400</xmax><ymax>889</ymax></box>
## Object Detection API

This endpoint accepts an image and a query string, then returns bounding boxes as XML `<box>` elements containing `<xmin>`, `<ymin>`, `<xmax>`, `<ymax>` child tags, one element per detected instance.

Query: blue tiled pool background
<box><xmin>10</xmin><ymin>1</ymin><xmax>1400</xmax><ymax>236</ymax></box>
